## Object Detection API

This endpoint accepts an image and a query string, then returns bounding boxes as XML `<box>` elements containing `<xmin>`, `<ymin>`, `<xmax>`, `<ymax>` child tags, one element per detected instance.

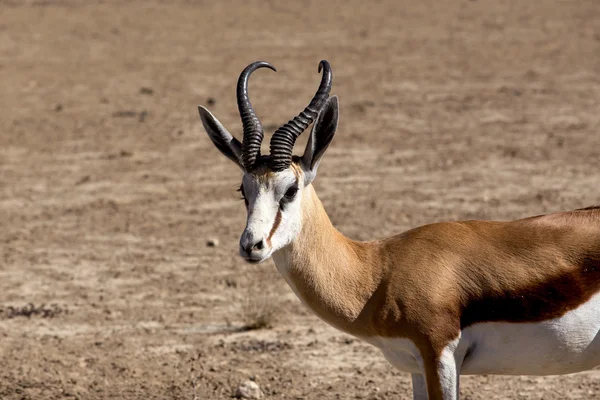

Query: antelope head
<box><xmin>198</xmin><ymin>61</ymin><xmax>338</xmax><ymax>264</ymax></box>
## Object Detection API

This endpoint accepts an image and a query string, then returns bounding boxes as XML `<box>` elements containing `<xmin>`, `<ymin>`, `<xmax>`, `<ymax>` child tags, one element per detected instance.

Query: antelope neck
<box><xmin>272</xmin><ymin>185</ymin><xmax>383</xmax><ymax>335</ymax></box>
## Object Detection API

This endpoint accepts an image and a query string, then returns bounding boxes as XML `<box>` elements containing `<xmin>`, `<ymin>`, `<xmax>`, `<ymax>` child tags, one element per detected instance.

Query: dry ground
<box><xmin>2</xmin><ymin>1</ymin><xmax>600</xmax><ymax>399</ymax></box>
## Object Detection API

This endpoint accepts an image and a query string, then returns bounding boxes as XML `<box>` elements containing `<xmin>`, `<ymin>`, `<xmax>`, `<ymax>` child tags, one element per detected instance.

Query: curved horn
<box><xmin>237</xmin><ymin>61</ymin><xmax>276</xmax><ymax>170</ymax></box>
<box><xmin>269</xmin><ymin>60</ymin><xmax>332</xmax><ymax>171</ymax></box>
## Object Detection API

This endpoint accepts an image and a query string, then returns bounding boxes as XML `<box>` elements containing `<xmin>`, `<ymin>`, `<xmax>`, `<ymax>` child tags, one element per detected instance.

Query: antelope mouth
<box><xmin>242</xmin><ymin>251</ymin><xmax>273</xmax><ymax>265</ymax></box>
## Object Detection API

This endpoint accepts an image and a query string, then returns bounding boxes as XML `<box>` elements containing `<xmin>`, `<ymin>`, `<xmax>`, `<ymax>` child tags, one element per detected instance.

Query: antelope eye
<box><xmin>284</xmin><ymin>186</ymin><xmax>298</xmax><ymax>201</ymax></box>
<box><xmin>238</xmin><ymin>185</ymin><xmax>248</xmax><ymax>207</ymax></box>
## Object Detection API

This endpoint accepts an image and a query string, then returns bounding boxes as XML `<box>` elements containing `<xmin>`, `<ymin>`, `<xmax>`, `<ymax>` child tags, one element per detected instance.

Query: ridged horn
<box><xmin>237</xmin><ymin>61</ymin><xmax>276</xmax><ymax>170</ymax></box>
<box><xmin>269</xmin><ymin>60</ymin><xmax>332</xmax><ymax>171</ymax></box>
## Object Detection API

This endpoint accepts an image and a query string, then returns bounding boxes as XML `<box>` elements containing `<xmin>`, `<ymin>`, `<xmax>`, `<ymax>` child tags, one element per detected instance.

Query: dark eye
<box><xmin>283</xmin><ymin>186</ymin><xmax>298</xmax><ymax>201</ymax></box>
<box><xmin>237</xmin><ymin>185</ymin><xmax>248</xmax><ymax>207</ymax></box>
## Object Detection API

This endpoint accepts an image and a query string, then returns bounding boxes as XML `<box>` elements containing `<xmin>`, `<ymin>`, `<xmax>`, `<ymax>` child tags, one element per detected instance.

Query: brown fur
<box><xmin>279</xmin><ymin>183</ymin><xmax>600</xmax><ymax>399</ymax></box>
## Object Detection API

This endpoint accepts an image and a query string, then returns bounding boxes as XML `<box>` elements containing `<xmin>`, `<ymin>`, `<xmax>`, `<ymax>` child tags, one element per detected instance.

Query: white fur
<box><xmin>362</xmin><ymin>292</ymin><xmax>600</xmax><ymax>398</ymax></box>
<box><xmin>364</xmin><ymin>336</ymin><xmax>423</xmax><ymax>374</ymax></box>
<box><xmin>438</xmin><ymin>338</ymin><xmax>460</xmax><ymax>400</ymax></box>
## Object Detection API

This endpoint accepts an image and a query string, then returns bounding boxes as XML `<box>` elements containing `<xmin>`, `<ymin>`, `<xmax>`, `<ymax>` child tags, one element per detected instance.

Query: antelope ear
<box><xmin>301</xmin><ymin>96</ymin><xmax>339</xmax><ymax>184</ymax></box>
<box><xmin>198</xmin><ymin>106</ymin><xmax>244</xmax><ymax>169</ymax></box>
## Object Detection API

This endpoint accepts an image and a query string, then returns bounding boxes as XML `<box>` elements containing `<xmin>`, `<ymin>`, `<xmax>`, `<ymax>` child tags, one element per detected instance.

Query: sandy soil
<box><xmin>1</xmin><ymin>1</ymin><xmax>600</xmax><ymax>399</ymax></box>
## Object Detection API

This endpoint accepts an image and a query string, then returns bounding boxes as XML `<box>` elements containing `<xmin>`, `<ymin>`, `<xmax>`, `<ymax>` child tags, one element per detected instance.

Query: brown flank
<box><xmin>461</xmin><ymin>249</ymin><xmax>600</xmax><ymax>328</ymax></box>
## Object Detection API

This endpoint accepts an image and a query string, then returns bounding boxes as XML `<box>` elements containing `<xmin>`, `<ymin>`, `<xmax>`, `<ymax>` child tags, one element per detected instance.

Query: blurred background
<box><xmin>1</xmin><ymin>1</ymin><xmax>600</xmax><ymax>399</ymax></box>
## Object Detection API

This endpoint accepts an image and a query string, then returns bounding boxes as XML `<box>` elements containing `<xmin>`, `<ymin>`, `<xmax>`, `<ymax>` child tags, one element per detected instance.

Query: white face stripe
<box><xmin>239</xmin><ymin>166</ymin><xmax>303</xmax><ymax>261</ymax></box>
<box><xmin>245</xmin><ymin>186</ymin><xmax>278</xmax><ymax>237</ymax></box>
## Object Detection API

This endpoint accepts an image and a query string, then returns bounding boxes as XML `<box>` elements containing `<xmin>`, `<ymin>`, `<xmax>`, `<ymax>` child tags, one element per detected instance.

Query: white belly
<box><xmin>459</xmin><ymin>291</ymin><xmax>600</xmax><ymax>375</ymax></box>
<box><xmin>364</xmin><ymin>336</ymin><xmax>423</xmax><ymax>374</ymax></box>
<box><xmin>367</xmin><ymin>292</ymin><xmax>600</xmax><ymax>376</ymax></box>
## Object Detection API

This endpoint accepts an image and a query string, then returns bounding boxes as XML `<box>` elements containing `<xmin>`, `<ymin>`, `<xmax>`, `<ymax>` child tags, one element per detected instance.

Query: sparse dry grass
<box><xmin>238</xmin><ymin>273</ymin><xmax>282</xmax><ymax>331</ymax></box>
<box><xmin>239</xmin><ymin>287</ymin><xmax>279</xmax><ymax>331</ymax></box>
<box><xmin>0</xmin><ymin>303</ymin><xmax>67</xmax><ymax>319</ymax></box>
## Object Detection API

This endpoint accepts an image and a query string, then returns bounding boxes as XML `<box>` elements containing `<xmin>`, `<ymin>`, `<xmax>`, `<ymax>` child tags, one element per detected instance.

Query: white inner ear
<box><xmin>302</xmin><ymin>164</ymin><xmax>317</xmax><ymax>186</ymax></box>
<box><xmin>301</xmin><ymin>124</ymin><xmax>318</xmax><ymax>185</ymax></box>
<box><xmin>301</xmin><ymin>125</ymin><xmax>316</xmax><ymax>166</ymax></box>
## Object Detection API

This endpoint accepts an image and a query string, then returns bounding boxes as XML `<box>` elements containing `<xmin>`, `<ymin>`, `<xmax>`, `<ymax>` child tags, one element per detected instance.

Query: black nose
<box><xmin>243</xmin><ymin>238</ymin><xmax>265</xmax><ymax>254</ymax></box>
<box><xmin>253</xmin><ymin>239</ymin><xmax>265</xmax><ymax>251</ymax></box>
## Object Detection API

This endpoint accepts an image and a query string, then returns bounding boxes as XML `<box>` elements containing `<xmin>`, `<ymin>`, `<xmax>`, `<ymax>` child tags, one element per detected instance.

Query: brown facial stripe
<box><xmin>267</xmin><ymin>209</ymin><xmax>282</xmax><ymax>244</ymax></box>
<box><xmin>461</xmin><ymin>249</ymin><xmax>600</xmax><ymax>329</ymax></box>
<box><xmin>266</xmin><ymin>172</ymin><xmax>299</xmax><ymax>245</ymax></box>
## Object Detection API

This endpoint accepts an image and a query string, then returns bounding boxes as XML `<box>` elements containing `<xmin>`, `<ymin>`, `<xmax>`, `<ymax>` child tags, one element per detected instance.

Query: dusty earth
<box><xmin>2</xmin><ymin>1</ymin><xmax>600</xmax><ymax>399</ymax></box>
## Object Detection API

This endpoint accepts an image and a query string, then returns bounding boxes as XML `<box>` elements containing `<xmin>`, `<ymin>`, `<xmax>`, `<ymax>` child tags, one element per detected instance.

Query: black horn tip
<box><xmin>237</xmin><ymin>61</ymin><xmax>277</xmax><ymax>96</ymax></box>
<box><xmin>318</xmin><ymin>60</ymin><xmax>330</xmax><ymax>73</ymax></box>
<box><xmin>244</xmin><ymin>61</ymin><xmax>277</xmax><ymax>74</ymax></box>
<box><xmin>258</xmin><ymin>61</ymin><xmax>277</xmax><ymax>73</ymax></box>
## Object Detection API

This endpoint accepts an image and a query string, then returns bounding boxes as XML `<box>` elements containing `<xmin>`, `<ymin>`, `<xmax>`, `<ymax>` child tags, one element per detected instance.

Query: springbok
<box><xmin>198</xmin><ymin>60</ymin><xmax>600</xmax><ymax>399</ymax></box>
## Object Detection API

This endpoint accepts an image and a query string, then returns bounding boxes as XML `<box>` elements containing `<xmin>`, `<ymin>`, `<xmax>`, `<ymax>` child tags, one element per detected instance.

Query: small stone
<box><xmin>235</xmin><ymin>380</ymin><xmax>263</xmax><ymax>399</ymax></box>
<box><xmin>206</xmin><ymin>238</ymin><xmax>219</xmax><ymax>247</ymax></box>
